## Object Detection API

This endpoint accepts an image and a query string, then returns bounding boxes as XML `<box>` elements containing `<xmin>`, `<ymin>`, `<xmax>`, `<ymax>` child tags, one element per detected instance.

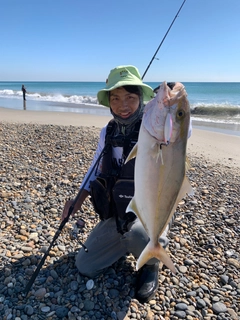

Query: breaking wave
<box><xmin>0</xmin><ymin>89</ymin><xmax>99</xmax><ymax>106</ymax></box>
<box><xmin>191</xmin><ymin>105</ymin><xmax>240</xmax><ymax>116</ymax></box>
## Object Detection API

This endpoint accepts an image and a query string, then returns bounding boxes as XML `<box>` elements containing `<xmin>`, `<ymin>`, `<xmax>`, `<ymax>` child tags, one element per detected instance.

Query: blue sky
<box><xmin>1</xmin><ymin>0</ymin><xmax>240</xmax><ymax>82</ymax></box>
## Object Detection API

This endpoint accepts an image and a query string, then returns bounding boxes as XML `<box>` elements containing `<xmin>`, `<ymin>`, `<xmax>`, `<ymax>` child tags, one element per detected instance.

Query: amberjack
<box><xmin>126</xmin><ymin>82</ymin><xmax>193</xmax><ymax>273</ymax></box>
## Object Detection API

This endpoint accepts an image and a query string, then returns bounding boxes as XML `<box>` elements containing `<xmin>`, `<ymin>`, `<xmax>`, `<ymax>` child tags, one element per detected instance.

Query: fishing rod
<box><xmin>142</xmin><ymin>0</ymin><xmax>187</xmax><ymax>80</ymax></box>
<box><xmin>24</xmin><ymin>143</ymin><xmax>111</xmax><ymax>296</ymax></box>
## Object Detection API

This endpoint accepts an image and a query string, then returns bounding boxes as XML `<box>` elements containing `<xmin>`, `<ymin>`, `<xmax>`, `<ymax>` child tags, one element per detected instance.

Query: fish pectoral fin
<box><xmin>125</xmin><ymin>143</ymin><xmax>138</xmax><ymax>163</ymax></box>
<box><xmin>136</xmin><ymin>242</ymin><xmax>176</xmax><ymax>274</ymax></box>
<box><xmin>156</xmin><ymin>148</ymin><xmax>164</xmax><ymax>165</ymax></box>
<box><xmin>151</xmin><ymin>143</ymin><xmax>163</xmax><ymax>164</ymax></box>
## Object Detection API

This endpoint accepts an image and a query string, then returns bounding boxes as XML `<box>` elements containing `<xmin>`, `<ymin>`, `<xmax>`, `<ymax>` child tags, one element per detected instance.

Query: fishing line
<box><xmin>142</xmin><ymin>0</ymin><xmax>187</xmax><ymax>80</ymax></box>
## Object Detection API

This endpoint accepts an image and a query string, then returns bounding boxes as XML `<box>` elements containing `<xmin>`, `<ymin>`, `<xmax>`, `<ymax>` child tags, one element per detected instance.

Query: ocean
<box><xmin>1</xmin><ymin>81</ymin><xmax>240</xmax><ymax>135</ymax></box>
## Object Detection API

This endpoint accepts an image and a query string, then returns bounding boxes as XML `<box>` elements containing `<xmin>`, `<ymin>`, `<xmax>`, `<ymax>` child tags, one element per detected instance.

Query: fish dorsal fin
<box><xmin>125</xmin><ymin>143</ymin><xmax>138</xmax><ymax>163</ymax></box>
<box><xmin>185</xmin><ymin>156</ymin><xmax>191</xmax><ymax>172</ymax></box>
<box><xmin>174</xmin><ymin>176</ymin><xmax>194</xmax><ymax>205</ymax></box>
<box><xmin>160</xmin><ymin>175</ymin><xmax>194</xmax><ymax>234</ymax></box>
<box><xmin>182</xmin><ymin>175</ymin><xmax>194</xmax><ymax>196</ymax></box>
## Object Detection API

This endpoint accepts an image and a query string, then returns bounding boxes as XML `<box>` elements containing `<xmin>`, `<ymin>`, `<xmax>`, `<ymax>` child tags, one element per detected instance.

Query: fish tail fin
<box><xmin>136</xmin><ymin>242</ymin><xmax>176</xmax><ymax>274</ymax></box>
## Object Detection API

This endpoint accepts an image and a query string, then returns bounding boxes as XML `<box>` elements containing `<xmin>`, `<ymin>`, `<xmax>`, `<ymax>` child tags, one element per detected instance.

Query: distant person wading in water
<box><xmin>22</xmin><ymin>85</ymin><xmax>27</xmax><ymax>101</ymax></box>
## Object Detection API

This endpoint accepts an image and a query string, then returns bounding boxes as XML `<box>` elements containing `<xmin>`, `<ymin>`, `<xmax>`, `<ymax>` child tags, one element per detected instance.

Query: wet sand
<box><xmin>0</xmin><ymin>107</ymin><xmax>239</xmax><ymax>169</ymax></box>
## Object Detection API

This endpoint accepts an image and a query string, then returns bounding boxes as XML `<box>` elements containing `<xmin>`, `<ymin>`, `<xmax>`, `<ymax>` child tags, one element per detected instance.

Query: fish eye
<box><xmin>177</xmin><ymin>110</ymin><xmax>185</xmax><ymax>119</ymax></box>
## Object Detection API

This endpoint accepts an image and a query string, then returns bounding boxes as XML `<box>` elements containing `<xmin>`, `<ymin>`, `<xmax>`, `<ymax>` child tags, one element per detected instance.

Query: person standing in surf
<box><xmin>21</xmin><ymin>84</ymin><xmax>27</xmax><ymax>101</ymax></box>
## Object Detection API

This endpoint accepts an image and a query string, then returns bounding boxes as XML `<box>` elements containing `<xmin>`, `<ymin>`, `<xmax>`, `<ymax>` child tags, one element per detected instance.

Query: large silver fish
<box><xmin>126</xmin><ymin>81</ymin><xmax>193</xmax><ymax>273</ymax></box>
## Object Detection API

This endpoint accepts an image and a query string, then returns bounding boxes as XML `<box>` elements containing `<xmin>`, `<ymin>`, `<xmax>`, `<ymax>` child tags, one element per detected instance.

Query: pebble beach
<box><xmin>0</xmin><ymin>110</ymin><xmax>239</xmax><ymax>320</ymax></box>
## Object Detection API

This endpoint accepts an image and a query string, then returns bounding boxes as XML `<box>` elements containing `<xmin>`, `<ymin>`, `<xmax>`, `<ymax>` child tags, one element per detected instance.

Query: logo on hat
<box><xmin>120</xmin><ymin>70</ymin><xmax>128</xmax><ymax>78</ymax></box>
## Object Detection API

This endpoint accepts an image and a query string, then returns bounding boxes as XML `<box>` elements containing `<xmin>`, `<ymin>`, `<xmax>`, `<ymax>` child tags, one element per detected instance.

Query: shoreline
<box><xmin>0</xmin><ymin>106</ymin><xmax>112</xmax><ymax>128</ymax></box>
<box><xmin>191</xmin><ymin>119</ymin><xmax>240</xmax><ymax>137</ymax></box>
<box><xmin>1</xmin><ymin>107</ymin><xmax>240</xmax><ymax>169</ymax></box>
<box><xmin>1</xmin><ymin>106</ymin><xmax>240</xmax><ymax>135</ymax></box>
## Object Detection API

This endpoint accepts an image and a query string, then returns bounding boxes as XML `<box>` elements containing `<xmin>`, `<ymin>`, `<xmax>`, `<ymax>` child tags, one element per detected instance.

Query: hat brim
<box><xmin>97</xmin><ymin>82</ymin><xmax>154</xmax><ymax>107</ymax></box>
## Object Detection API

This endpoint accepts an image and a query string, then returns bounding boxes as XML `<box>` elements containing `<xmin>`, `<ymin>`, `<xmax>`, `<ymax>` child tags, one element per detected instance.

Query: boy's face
<box><xmin>109</xmin><ymin>87</ymin><xmax>139</xmax><ymax>119</ymax></box>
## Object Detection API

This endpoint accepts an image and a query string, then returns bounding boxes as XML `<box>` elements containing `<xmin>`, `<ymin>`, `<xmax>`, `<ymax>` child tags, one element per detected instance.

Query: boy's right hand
<box><xmin>61</xmin><ymin>199</ymin><xmax>75</xmax><ymax>221</ymax></box>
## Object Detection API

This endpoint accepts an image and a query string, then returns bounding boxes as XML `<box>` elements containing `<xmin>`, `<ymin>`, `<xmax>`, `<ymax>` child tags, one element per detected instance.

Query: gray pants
<box><xmin>76</xmin><ymin>217</ymin><xmax>169</xmax><ymax>278</ymax></box>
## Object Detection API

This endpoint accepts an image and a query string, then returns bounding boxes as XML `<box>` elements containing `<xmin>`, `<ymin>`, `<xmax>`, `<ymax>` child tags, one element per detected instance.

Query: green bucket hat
<box><xmin>97</xmin><ymin>65</ymin><xmax>154</xmax><ymax>107</ymax></box>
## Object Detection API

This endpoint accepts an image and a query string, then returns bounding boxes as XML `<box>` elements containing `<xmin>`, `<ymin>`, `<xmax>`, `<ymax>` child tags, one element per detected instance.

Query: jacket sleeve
<box><xmin>80</xmin><ymin>125</ymin><xmax>107</xmax><ymax>191</ymax></box>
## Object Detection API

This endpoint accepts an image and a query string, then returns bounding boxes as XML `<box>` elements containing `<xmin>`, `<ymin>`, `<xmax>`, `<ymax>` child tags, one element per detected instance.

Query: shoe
<box><xmin>135</xmin><ymin>263</ymin><xmax>159</xmax><ymax>303</ymax></box>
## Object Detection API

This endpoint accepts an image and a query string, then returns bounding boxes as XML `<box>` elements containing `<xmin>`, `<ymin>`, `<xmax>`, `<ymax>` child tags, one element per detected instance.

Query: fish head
<box><xmin>143</xmin><ymin>81</ymin><xmax>169</xmax><ymax>143</ymax></box>
<box><xmin>143</xmin><ymin>81</ymin><xmax>190</xmax><ymax>144</ymax></box>
<box><xmin>169</xmin><ymin>85</ymin><xmax>190</xmax><ymax>144</ymax></box>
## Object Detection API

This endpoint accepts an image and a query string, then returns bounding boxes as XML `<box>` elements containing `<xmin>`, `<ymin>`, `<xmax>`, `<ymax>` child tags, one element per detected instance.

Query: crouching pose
<box><xmin>62</xmin><ymin>65</ymin><xmax>191</xmax><ymax>303</ymax></box>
